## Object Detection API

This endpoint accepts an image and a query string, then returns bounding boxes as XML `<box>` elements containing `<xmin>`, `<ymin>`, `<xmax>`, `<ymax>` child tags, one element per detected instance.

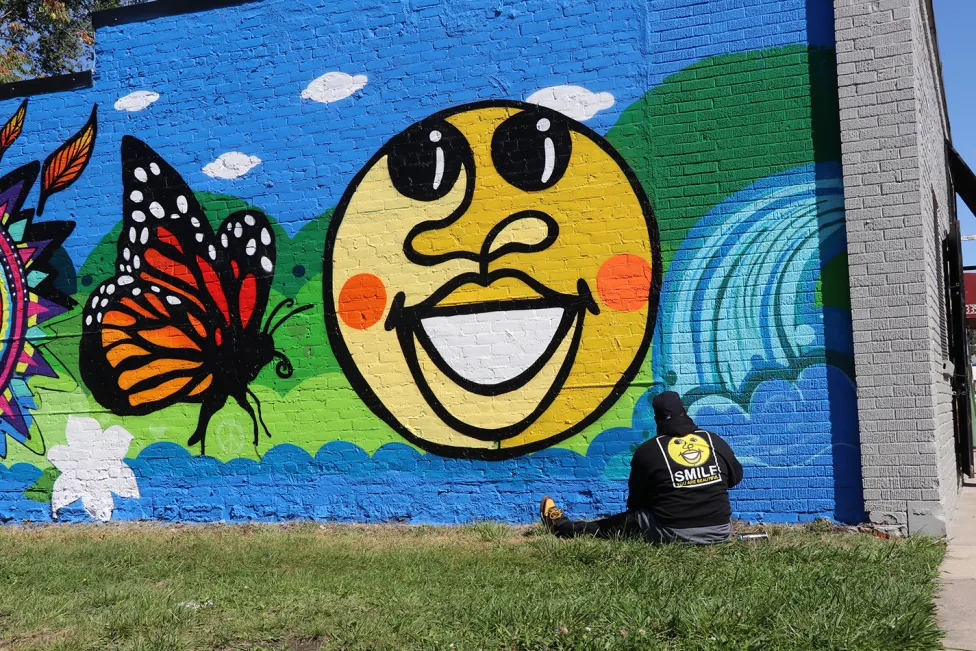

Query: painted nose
<box><xmin>405</xmin><ymin>210</ymin><xmax>558</xmax><ymax>268</ymax></box>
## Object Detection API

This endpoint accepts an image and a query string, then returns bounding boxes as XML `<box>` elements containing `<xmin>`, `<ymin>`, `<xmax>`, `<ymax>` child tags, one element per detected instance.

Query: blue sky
<box><xmin>935</xmin><ymin>0</ymin><xmax>976</xmax><ymax>262</ymax></box>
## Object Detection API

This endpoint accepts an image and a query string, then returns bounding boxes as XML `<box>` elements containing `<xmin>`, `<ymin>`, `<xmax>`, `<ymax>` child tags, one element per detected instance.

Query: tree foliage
<box><xmin>0</xmin><ymin>0</ymin><xmax>145</xmax><ymax>83</ymax></box>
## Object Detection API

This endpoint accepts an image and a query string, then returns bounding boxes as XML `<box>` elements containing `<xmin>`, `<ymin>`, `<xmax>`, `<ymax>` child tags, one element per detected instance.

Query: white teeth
<box><xmin>177</xmin><ymin>195</ymin><xmax>188</xmax><ymax>213</ymax></box>
<box><xmin>419</xmin><ymin>308</ymin><xmax>566</xmax><ymax>386</ymax></box>
<box><xmin>261</xmin><ymin>228</ymin><xmax>271</xmax><ymax>245</ymax></box>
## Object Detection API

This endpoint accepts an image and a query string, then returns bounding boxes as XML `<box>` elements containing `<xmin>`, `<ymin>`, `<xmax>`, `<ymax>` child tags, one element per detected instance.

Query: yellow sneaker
<box><xmin>539</xmin><ymin>496</ymin><xmax>564</xmax><ymax>534</ymax></box>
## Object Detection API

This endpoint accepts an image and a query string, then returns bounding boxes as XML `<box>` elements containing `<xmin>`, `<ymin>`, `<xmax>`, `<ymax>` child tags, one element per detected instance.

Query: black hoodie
<box><xmin>626</xmin><ymin>392</ymin><xmax>743</xmax><ymax>528</ymax></box>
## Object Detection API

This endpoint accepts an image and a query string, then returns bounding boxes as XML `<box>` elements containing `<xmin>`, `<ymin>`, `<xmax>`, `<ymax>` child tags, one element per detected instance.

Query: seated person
<box><xmin>539</xmin><ymin>391</ymin><xmax>743</xmax><ymax>544</ymax></box>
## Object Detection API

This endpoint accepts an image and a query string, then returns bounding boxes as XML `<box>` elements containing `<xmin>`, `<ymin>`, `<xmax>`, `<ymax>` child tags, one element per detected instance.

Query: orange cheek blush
<box><xmin>338</xmin><ymin>273</ymin><xmax>388</xmax><ymax>329</ymax></box>
<box><xmin>596</xmin><ymin>254</ymin><xmax>652</xmax><ymax>312</ymax></box>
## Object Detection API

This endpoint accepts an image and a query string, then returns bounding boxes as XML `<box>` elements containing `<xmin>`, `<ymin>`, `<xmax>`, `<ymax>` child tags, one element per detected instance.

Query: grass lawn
<box><xmin>0</xmin><ymin>522</ymin><xmax>945</xmax><ymax>651</ymax></box>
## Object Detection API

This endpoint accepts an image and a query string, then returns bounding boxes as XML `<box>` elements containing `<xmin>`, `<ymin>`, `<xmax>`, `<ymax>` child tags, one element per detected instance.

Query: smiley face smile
<box><xmin>384</xmin><ymin>272</ymin><xmax>598</xmax><ymax>439</ymax></box>
<box><xmin>680</xmin><ymin>449</ymin><xmax>703</xmax><ymax>464</ymax></box>
<box><xmin>389</xmin><ymin>273</ymin><xmax>597</xmax><ymax>394</ymax></box>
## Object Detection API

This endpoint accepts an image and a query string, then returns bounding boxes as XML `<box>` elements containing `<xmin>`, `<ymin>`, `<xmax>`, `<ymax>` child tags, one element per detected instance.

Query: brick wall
<box><xmin>834</xmin><ymin>0</ymin><xmax>960</xmax><ymax>535</ymax></box>
<box><xmin>0</xmin><ymin>0</ymin><xmax>863</xmax><ymax>526</ymax></box>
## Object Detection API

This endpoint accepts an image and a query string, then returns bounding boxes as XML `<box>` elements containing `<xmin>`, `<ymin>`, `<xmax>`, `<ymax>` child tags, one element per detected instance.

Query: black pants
<box><xmin>552</xmin><ymin>510</ymin><xmax>733</xmax><ymax>545</ymax></box>
<box><xmin>552</xmin><ymin>510</ymin><xmax>646</xmax><ymax>540</ymax></box>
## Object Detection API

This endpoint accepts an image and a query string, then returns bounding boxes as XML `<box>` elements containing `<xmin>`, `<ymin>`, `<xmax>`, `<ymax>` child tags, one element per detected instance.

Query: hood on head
<box><xmin>652</xmin><ymin>391</ymin><xmax>697</xmax><ymax>437</ymax></box>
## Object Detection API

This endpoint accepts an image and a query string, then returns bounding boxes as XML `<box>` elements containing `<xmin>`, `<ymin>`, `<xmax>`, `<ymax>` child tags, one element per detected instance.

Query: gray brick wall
<box><xmin>835</xmin><ymin>0</ymin><xmax>961</xmax><ymax>536</ymax></box>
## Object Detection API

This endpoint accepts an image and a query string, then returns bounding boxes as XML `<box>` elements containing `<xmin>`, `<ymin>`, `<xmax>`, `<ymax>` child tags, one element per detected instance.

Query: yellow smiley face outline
<box><xmin>323</xmin><ymin>100</ymin><xmax>661</xmax><ymax>459</ymax></box>
<box><xmin>667</xmin><ymin>434</ymin><xmax>713</xmax><ymax>468</ymax></box>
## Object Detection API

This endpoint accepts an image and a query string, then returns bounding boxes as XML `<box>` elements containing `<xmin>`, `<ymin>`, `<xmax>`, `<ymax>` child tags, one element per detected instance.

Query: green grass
<box><xmin>0</xmin><ymin>523</ymin><xmax>945</xmax><ymax>650</ymax></box>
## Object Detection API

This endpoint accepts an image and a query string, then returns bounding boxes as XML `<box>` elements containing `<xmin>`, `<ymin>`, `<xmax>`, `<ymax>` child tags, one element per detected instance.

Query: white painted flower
<box><xmin>301</xmin><ymin>72</ymin><xmax>368</xmax><ymax>104</ymax></box>
<box><xmin>48</xmin><ymin>417</ymin><xmax>139</xmax><ymax>522</ymax></box>
<box><xmin>202</xmin><ymin>152</ymin><xmax>261</xmax><ymax>179</ymax></box>
<box><xmin>114</xmin><ymin>90</ymin><xmax>160</xmax><ymax>112</ymax></box>
<box><xmin>526</xmin><ymin>85</ymin><xmax>615</xmax><ymax>122</ymax></box>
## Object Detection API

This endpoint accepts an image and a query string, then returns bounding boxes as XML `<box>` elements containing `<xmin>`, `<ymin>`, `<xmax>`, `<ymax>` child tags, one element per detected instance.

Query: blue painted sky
<box><xmin>0</xmin><ymin>0</ymin><xmax>822</xmax><ymax>266</ymax></box>
<box><xmin>935</xmin><ymin>0</ymin><xmax>976</xmax><ymax>262</ymax></box>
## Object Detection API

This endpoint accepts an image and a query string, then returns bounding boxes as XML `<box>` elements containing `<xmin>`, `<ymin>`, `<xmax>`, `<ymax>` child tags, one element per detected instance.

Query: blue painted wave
<box><xmin>654</xmin><ymin>163</ymin><xmax>850</xmax><ymax>404</ymax></box>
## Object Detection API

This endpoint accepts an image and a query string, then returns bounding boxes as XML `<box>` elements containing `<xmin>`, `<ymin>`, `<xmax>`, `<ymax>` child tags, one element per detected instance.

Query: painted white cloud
<box><xmin>526</xmin><ymin>85</ymin><xmax>615</xmax><ymax>122</ymax></box>
<box><xmin>301</xmin><ymin>72</ymin><xmax>368</xmax><ymax>104</ymax></box>
<box><xmin>48</xmin><ymin>417</ymin><xmax>139</xmax><ymax>522</ymax></box>
<box><xmin>202</xmin><ymin>152</ymin><xmax>262</xmax><ymax>179</ymax></box>
<box><xmin>114</xmin><ymin>90</ymin><xmax>160</xmax><ymax>112</ymax></box>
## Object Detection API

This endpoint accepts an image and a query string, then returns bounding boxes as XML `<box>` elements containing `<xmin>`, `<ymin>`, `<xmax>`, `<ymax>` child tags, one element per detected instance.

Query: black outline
<box><xmin>92</xmin><ymin>0</ymin><xmax>263</xmax><ymax>29</ymax></box>
<box><xmin>0</xmin><ymin>72</ymin><xmax>92</xmax><ymax>102</ymax></box>
<box><xmin>323</xmin><ymin>99</ymin><xmax>662</xmax><ymax>460</ymax></box>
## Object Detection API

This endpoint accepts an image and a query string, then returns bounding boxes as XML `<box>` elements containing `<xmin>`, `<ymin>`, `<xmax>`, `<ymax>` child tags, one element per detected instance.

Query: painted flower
<box><xmin>48</xmin><ymin>417</ymin><xmax>139</xmax><ymax>521</ymax></box>
<box><xmin>0</xmin><ymin>165</ymin><xmax>74</xmax><ymax>457</ymax></box>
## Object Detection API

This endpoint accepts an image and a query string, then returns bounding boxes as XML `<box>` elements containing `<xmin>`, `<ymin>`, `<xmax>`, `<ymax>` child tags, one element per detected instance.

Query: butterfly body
<box><xmin>80</xmin><ymin>137</ymin><xmax>308</xmax><ymax>454</ymax></box>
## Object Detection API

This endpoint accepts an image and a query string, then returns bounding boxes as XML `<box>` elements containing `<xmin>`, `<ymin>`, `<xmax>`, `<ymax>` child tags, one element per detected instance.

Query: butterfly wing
<box><xmin>214</xmin><ymin>209</ymin><xmax>277</xmax><ymax>340</ymax></box>
<box><xmin>80</xmin><ymin>274</ymin><xmax>216</xmax><ymax>414</ymax></box>
<box><xmin>80</xmin><ymin>136</ymin><xmax>229</xmax><ymax>414</ymax></box>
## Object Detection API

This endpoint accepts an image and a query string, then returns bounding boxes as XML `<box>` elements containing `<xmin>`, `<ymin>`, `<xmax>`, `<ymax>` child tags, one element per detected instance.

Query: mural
<box><xmin>0</xmin><ymin>101</ymin><xmax>94</xmax><ymax>459</ymax></box>
<box><xmin>324</xmin><ymin>101</ymin><xmax>659</xmax><ymax>458</ymax></box>
<box><xmin>0</xmin><ymin>0</ymin><xmax>860</xmax><ymax>525</ymax></box>
<box><xmin>80</xmin><ymin>137</ymin><xmax>311</xmax><ymax>454</ymax></box>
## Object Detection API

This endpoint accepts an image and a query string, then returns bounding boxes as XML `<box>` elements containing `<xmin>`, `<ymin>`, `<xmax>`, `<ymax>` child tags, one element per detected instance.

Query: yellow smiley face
<box><xmin>667</xmin><ymin>434</ymin><xmax>712</xmax><ymax>468</ymax></box>
<box><xmin>324</xmin><ymin>101</ymin><xmax>660</xmax><ymax>458</ymax></box>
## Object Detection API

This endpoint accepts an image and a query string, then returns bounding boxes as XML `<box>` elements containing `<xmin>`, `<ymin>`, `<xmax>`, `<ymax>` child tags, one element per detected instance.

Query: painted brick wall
<box><xmin>834</xmin><ymin>0</ymin><xmax>959</xmax><ymax>536</ymax></box>
<box><xmin>0</xmin><ymin>0</ymin><xmax>863</xmax><ymax>526</ymax></box>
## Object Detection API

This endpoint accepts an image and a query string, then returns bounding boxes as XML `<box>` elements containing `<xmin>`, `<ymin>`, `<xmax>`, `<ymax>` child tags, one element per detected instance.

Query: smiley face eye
<box><xmin>387</xmin><ymin>119</ymin><xmax>471</xmax><ymax>202</ymax></box>
<box><xmin>491</xmin><ymin>108</ymin><xmax>572</xmax><ymax>191</ymax></box>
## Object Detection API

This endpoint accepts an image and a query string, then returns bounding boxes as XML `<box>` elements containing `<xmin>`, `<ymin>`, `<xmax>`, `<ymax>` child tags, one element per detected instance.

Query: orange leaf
<box><xmin>38</xmin><ymin>104</ymin><xmax>97</xmax><ymax>215</ymax></box>
<box><xmin>0</xmin><ymin>99</ymin><xmax>27</xmax><ymax>165</ymax></box>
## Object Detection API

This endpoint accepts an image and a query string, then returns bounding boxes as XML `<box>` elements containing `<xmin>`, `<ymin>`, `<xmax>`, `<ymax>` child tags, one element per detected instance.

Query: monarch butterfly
<box><xmin>80</xmin><ymin>136</ymin><xmax>311</xmax><ymax>454</ymax></box>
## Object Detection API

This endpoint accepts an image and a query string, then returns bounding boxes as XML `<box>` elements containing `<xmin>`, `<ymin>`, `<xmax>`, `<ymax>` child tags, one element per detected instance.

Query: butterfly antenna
<box><xmin>268</xmin><ymin>303</ymin><xmax>314</xmax><ymax>337</ymax></box>
<box><xmin>263</xmin><ymin>298</ymin><xmax>295</xmax><ymax>334</ymax></box>
<box><xmin>247</xmin><ymin>388</ymin><xmax>272</xmax><ymax>440</ymax></box>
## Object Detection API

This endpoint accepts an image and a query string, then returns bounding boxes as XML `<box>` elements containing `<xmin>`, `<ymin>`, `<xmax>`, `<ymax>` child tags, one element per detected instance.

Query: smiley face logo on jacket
<box><xmin>667</xmin><ymin>433</ymin><xmax>712</xmax><ymax>468</ymax></box>
<box><xmin>657</xmin><ymin>431</ymin><xmax>723</xmax><ymax>488</ymax></box>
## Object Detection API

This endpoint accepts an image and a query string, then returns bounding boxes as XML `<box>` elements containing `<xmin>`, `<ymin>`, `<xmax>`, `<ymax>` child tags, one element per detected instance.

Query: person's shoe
<box><xmin>539</xmin><ymin>496</ymin><xmax>564</xmax><ymax>534</ymax></box>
